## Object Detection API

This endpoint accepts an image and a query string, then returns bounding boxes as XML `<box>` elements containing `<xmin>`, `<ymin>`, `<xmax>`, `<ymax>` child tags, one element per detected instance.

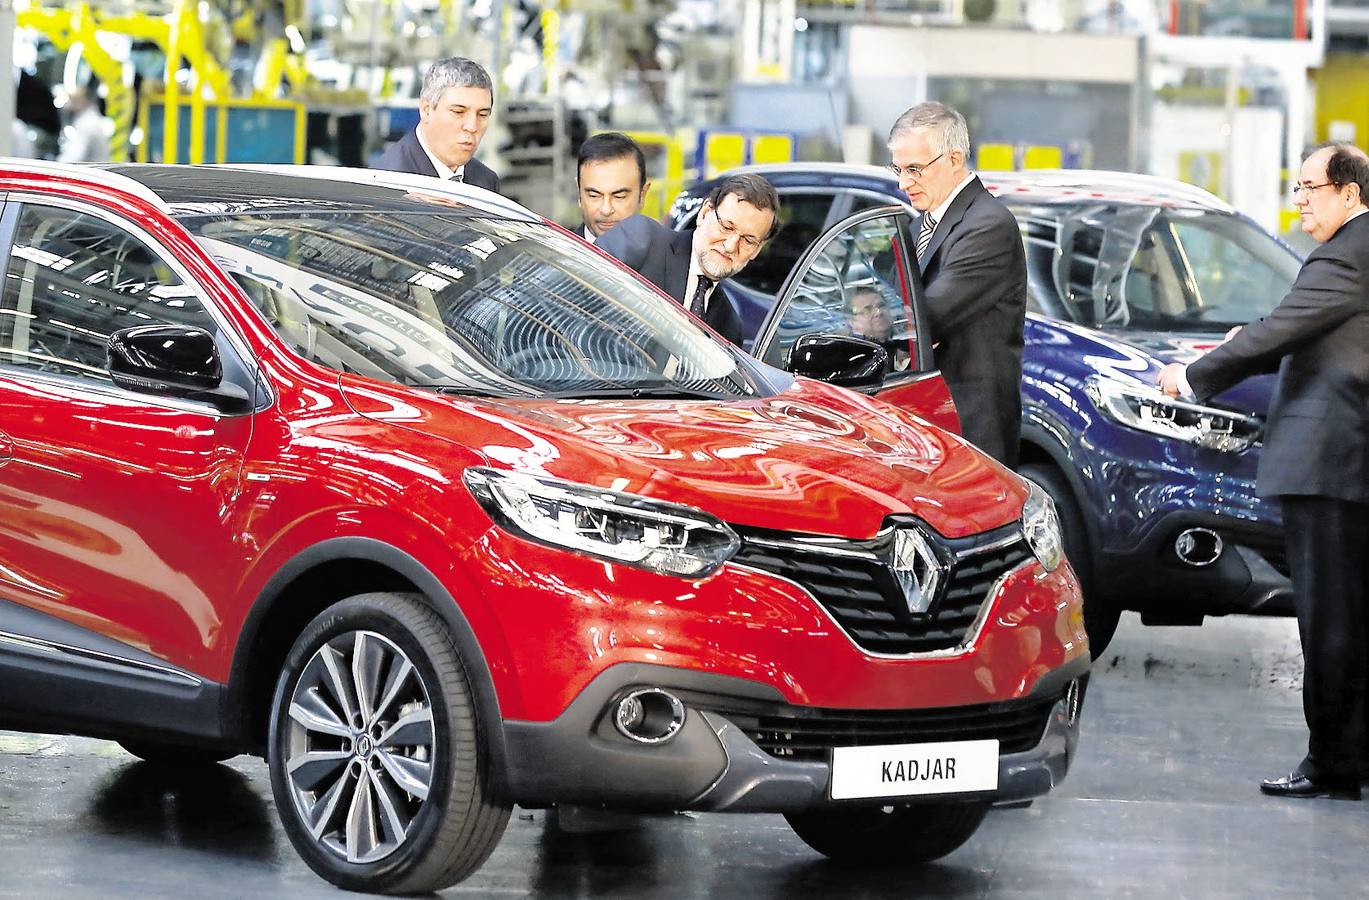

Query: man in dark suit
<box><xmin>596</xmin><ymin>172</ymin><xmax>779</xmax><ymax>347</ymax></box>
<box><xmin>888</xmin><ymin>102</ymin><xmax>1027</xmax><ymax>468</ymax></box>
<box><xmin>573</xmin><ymin>132</ymin><xmax>650</xmax><ymax>243</ymax></box>
<box><xmin>375</xmin><ymin>57</ymin><xmax>500</xmax><ymax>193</ymax></box>
<box><xmin>1159</xmin><ymin>142</ymin><xmax>1369</xmax><ymax>800</ymax></box>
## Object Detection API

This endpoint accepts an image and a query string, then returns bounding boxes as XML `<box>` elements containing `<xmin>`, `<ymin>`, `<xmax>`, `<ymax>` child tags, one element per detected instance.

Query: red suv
<box><xmin>0</xmin><ymin>162</ymin><xmax>1088</xmax><ymax>894</ymax></box>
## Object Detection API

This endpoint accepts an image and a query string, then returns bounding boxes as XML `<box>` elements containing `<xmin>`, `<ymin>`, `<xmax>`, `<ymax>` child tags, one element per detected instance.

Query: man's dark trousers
<box><xmin>1282</xmin><ymin>495</ymin><xmax>1369</xmax><ymax>778</ymax></box>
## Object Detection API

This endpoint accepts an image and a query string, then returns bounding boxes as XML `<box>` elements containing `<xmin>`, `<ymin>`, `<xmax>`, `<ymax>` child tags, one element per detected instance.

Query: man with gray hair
<box><xmin>888</xmin><ymin>101</ymin><xmax>1026</xmax><ymax>468</ymax></box>
<box><xmin>376</xmin><ymin>57</ymin><xmax>500</xmax><ymax>193</ymax></box>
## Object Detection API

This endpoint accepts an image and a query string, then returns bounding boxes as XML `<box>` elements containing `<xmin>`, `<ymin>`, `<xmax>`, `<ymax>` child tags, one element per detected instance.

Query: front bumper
<box><xmin>502</xmin><ymin>658</ymin><xmax>1088</xmax><ymax>812</ymax></box>
<box><xmin>1099</xmin><ymin>509</ymin><xmax>1292</xmax><ymax>619</ymax></box>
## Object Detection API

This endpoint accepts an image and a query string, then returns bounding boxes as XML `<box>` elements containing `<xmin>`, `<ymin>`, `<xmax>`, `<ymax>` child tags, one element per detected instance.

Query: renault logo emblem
<box><xmin>890</xmin><ymin>527</ymin><xmax>946</xmax><ymax>616</ymax></box>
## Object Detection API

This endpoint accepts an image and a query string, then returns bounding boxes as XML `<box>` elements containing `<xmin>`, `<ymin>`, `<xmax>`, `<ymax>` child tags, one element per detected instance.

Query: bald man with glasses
<box><xmin>596</xmin><ymin>173</ymin><xmax>779</xmax><ymax>347</ymax></box>
<box><xmin>888</xmin><ymin>101</ymin><xmax>1027</xmax><ymax>468</ymax></box>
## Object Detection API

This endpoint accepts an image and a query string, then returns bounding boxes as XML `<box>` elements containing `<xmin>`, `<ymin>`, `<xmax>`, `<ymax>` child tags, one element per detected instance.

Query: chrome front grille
<box><xmin>731</xmin><ymin>521</ymin><xmax>1032</xmax><ymax>655</ymax></box>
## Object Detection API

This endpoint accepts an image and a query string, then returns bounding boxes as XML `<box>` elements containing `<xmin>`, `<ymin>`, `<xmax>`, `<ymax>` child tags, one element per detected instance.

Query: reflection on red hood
<box><xmin>340</xmin><ymin>376</ymin><xmax>1025</xmax><ymax>540</ymax></box>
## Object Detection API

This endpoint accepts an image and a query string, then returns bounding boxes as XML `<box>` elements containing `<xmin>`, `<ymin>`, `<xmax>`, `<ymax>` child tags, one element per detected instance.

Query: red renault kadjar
<box><xmin>0</xmin><ymin>162</ymin><xmax>1088</xmax><ymax>894</ymax></box>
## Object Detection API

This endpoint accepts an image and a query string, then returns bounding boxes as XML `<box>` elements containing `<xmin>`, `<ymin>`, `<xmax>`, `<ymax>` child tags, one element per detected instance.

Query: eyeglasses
<box><xmin>1292</xmin><ymin>181</ymin><xmax>1337</xmax><ymax>196</ymax></box>
<box><xmin>887</xmin><ymin>152</ymin><xmax>945</xmax><ymax>180</ymax></box>
<box><xmin>709</xmin><ymin>209</ymin><xmax>765</xmax><ymax>251</ymax></box>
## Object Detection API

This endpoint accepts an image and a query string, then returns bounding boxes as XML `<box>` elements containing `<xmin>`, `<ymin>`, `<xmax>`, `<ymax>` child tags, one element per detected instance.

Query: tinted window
<box><xmin>190</xmin><ymin>211</ymin><xmax>757</xmax><ymax>399</ymax></box>
<box><xmin>759</xmin><ymin>213</ymin><xmax>917</xmax><ymax>373</ymax></box>
<box><xmin>0</xmin><ymin>204</ymin><xmax>213</xmax><ymax>383</ymax></box>
<box><xmin>1010</xmin><ymin>203</ymin><xmax>1300</xmax><ymax>332</ymax></box>
<box><xmin>729</xmin><ymin>192</ymin><xmax>833</xmax><ymax>295</ymax></box>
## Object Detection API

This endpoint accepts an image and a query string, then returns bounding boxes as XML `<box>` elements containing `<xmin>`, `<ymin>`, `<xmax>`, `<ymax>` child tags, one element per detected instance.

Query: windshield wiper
<box><xmin>542</xmin><ymin>386</ymin><xmax>749</xmax><ymax>401</ymax></box>
<box><xmin>410</xmin><ymin>383</ymin><xmax>523</xmax><ymax>398</ymax></box>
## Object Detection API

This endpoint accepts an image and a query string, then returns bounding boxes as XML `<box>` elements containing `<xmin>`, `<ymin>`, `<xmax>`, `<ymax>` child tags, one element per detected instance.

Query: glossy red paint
<box><xmin>0</xmin><ymin>164</ymin><xmax>1084</xmax><ymax>740</ymax></box>
<box><xmin>458</xmin><ymin>526</ymin><xmax>1085</xmax><ymax>720</ymax></box>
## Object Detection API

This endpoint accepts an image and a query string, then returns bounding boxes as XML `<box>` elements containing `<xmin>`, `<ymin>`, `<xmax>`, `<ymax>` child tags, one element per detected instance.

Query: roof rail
<box><xmin>1</xmin><ymin>158</ymin><xmax>168</xmax><ymax>208</ymax></box>
<box><xmin>993</xmin><ymin>168</ymin><xmax>1233</xmax><ymax>212</ymax></box>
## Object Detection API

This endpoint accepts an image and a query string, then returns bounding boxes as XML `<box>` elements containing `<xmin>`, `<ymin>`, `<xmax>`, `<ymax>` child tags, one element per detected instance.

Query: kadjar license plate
<box><xmin>829</xmin><ymin>739</ymin><xmax>999</xmax><ymax>800</ymax></box>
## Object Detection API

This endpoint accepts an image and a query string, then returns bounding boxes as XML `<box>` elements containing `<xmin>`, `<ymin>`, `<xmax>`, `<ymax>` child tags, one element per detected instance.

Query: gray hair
<box><xmin>421</xmin><ymin>57</ymin><xmax>494</xmax><ymax>106</ymax></box>
<box><xmin>888</xmin><ymin>102</ymin><xmax>970</xmax><ymax>159</ymax></box>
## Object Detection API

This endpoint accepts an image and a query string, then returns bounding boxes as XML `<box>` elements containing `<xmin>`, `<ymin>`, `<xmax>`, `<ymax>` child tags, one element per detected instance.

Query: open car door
<box><xmin>751</xmin><ymin>205</ymin><xmax>960</xmax><ymax>434</ymax></box>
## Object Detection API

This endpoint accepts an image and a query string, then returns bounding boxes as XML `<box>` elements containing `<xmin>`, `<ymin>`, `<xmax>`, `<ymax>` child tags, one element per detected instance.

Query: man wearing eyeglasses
<box><xmin>888</xmin><ymin>102</ymin><xmax>1027</xmax><ymax>469</ymax></box>
<box><xmin>1158</xmin><ymin>142</ymin><xmax>1369</xmax><ymax>801</ymax></box>
<box><xmin>596</xmin><ymin>173</ymin><xmax>779</xmax><ymax>346</ymax></box>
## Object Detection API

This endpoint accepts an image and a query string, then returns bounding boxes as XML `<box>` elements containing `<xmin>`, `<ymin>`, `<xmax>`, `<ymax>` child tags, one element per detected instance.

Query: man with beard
<box><xmin>595</xmin><ymin>173</ymin><xmax>779</xmax><ymax>346</ymax></box>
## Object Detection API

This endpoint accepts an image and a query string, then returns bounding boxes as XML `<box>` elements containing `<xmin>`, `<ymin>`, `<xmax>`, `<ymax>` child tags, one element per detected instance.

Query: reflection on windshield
<box><xmin>1015</xmin><ymin>204</ymin><xmax>1301</xmax><ymax>333</ymax></box>
<box><xmin>186</xmin><ymin>212</ymin><xmax>755</xmax><ymax>399</ymax></box>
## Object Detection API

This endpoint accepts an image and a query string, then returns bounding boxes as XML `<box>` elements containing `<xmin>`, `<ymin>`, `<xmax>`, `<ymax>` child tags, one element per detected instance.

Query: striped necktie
<box><xmin>916</xmin><ymin>213</ymin><xmax>937</xmax><ymax>260</ymax></box>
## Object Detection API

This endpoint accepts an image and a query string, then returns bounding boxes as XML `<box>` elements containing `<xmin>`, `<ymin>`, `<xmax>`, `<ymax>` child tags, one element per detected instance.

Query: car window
<box><xmin>1010</xmin><ymin>202</ymin><xmax>1300</xmax><ymax>332</ymax></box>
<box><xmin>726</xmin><ymin>192</ymin><xmax>833</xmax><ymax>296</ymax></box>
<box><xmin>0</xmin><ymin>203</ymin><xmax>214</xmax><ymax>384</ymax></box>
<box><xmin>758</xmin><ymin>213</ymin><xmax>917</xmax><ymax>373</ymax></box>
<box><xmin>847</xmin><ymin>192</ymin><xmax>902</xmax><ymax>216</ymax></box>
<box><xmin>191</xmin><ymin>211</ymin><xmax>759</xmax><ymax>399</ymax></box>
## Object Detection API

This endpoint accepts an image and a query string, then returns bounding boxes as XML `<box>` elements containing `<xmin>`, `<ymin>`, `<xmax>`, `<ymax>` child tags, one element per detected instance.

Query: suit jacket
<box><xmin>917</xmin><ymin>176</ymin><xmax>1028</xmax><ymax>468</ymax></box>
<box><xmin>595</xmin><ymin>214</ymin><xmax>744</xmax><ymax>346</ymax></box>
<box><xmin>1187</xmin><ymin>212</ymin><xmax>1369</xmax><ymax>503</ymax></box>
<box><xmin>374</xmin><ymin>129</ymin><xmax>500</xmax><ymax>194</ymax></box>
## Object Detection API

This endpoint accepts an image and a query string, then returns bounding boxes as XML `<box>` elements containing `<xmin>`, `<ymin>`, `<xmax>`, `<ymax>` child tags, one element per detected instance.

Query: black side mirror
<box><xmin>785</xmin><ymin>333</ymin><xmax>888</xmax><ymax>391</ymax></box>
<box><xmin>107</xmin><ymin>325</ymin><xmax>250</xmax><ymax>412</ymax></box>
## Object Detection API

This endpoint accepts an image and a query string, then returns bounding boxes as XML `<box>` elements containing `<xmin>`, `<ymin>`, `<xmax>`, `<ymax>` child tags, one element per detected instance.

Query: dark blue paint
<box><xmin>673</xmin><ymin>167</ymin><xmax>1293</xmax><ymax>622</ymax></box>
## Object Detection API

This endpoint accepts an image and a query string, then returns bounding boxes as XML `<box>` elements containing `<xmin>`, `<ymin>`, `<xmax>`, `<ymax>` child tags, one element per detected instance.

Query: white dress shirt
<box><xmin>415</xmin><ymin>127</ymin><xmax>466</xmax><ymax>182</ymax></box>
<box><xmin>920</xmin><ymin>170</ymin><xmax>978</xmax><ymax>240</ymax></box>
<box><xmin>684</xmin><ymin>241</ymin><xmax>718</xmax><ymax>314</ymax></box>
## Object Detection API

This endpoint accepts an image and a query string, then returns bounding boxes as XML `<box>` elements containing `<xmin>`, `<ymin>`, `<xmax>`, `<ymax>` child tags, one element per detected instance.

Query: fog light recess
<box><xmin>612</xmin><ymin>688</ymin><xmax>687</xmax><ymax>744</ymax></box>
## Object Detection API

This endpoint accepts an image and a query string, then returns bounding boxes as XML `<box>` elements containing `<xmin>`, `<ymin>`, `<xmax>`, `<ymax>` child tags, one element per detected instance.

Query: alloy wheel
<box><xmin>282</xmin><ymin>630</ymin><xmax>435</xmax><ymax>864</ymax></box>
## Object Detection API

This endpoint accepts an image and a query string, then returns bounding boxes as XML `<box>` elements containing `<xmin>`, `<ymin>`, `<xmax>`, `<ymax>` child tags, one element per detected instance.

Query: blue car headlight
<box><xmin>1021</xmin><ymin>481</ymin><xmax>1064</xmax><ymax>573</ymax></box>
<box><xmin>464</xmin><ymin>467</ymin><xmax>740</xmax><ymax>578</ymax></box>
<box><xmin>1085</xmin><ymin>375</ymin><xmax>1262</xmax><ymax>453</ymax></box>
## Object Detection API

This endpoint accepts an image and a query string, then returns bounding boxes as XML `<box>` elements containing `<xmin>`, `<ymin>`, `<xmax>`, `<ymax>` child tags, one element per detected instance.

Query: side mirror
<box><xmin>107</xmin><ymin>325</ymin><xmax>251</xmax><ymax>412</ymax></box>
<box><xmin>786</xmin><ymin>333</ymin><xmax>888</xmax><ymax>391</ymax></box>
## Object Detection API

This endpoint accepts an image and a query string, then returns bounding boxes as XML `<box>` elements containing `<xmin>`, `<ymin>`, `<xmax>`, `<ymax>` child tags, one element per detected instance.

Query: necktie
<box><xmin>689</xmin><ymin>276</ymin><xmax>714</xmax><ymax>317</ymax></box>
<box><xmin>450</xmin><ymin>170</ymin><xmax>464</xmax><ymax>184</ymax></box>
<box><xmin>916</xmin><ymin>213</ymin><xmax>938</xmax><ymax>261</ymax></box>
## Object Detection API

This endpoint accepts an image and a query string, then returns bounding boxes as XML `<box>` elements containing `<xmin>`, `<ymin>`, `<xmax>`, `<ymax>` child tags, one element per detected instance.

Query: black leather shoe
<box><xmin>1260</xmin><ymin>772</ymin><xmax>1361</xmax><ymax>800</ymax></box>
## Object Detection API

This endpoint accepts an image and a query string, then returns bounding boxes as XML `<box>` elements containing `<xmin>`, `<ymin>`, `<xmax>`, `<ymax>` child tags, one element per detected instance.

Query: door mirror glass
<box><xmin>107</xmin><ymin>325</ymin><xmax>223</xmax><ymax>396</ymax></box>
<box><xmin>787</xmin><ymin>333</ymin><xmax>888</xmax><ymax>390</ymax></box>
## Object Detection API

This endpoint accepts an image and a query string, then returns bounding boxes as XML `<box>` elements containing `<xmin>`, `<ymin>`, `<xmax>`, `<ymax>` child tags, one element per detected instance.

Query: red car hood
<box><xmin>340</xmin><ymin>376</ymin><xmax>1025</xmax><ymax>540</ymax></box>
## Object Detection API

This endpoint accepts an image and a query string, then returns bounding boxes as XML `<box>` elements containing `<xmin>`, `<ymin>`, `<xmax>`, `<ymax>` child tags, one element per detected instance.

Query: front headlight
<box><xmin>1022</xmin><ymin>481</ymin><xmax>1064</xmax><ymax>573</ymax></box>
<box><xmin>463</xmin><ymin>467</ymin><xmax>740</xmax><ymax>578</ymax></box>
<box><xmin>1085</xmin><ymin>375</ymin><xmax>1262</xmax><ymax>453</ymax></box>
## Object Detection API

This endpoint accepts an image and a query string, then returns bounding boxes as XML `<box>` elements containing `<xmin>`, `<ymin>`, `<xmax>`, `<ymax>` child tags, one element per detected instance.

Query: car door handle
<box><xmin>0</xmin><ymin>431</ymin><xmax>12</xmax><ymax>467</ymax></box>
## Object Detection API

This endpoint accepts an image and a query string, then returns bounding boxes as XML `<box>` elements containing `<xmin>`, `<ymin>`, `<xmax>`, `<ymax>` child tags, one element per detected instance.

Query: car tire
<box><xmin>785</xmin><ymin>801</ymin><xmax>988</xmax><ymax>864</ymax></box>
<box><xmin>1019</xmin><ymin>462</ymin><xmax>1119</xmax><ymax>659</ymax></box>
<box><xmin>116</xmin><ymin>740</ymin><xmax>237</xmax><ymax>766</ymax></box>
<box><xmin>267</xmin><ymin>591</ymin><xmax>510</xmax><ymax>894</ymax></box>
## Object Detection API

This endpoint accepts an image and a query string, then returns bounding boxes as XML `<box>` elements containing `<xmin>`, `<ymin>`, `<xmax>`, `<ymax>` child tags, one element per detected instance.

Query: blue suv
<box><xmin>670</xmin><ymin>165</ymin><xmax>1300</xmax><ymax>656</ymax></box>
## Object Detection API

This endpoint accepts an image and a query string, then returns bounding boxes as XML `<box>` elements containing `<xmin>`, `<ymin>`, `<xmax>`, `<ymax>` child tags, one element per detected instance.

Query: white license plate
<box><xmin>830</xmin><ymin>739</ymin><xmax>1000</xmax><ymax>800</ymax></box>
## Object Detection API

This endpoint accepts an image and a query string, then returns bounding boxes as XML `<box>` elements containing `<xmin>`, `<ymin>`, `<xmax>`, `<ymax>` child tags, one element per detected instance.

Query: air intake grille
<box><xmin>707</xmin><ymin>695</ymin><xmax>1058</xmax><ymax>762</ymax></box>
<box><xmin>731</xmin><ymin>522</ymin><xmax>1032</xmax><ymax>655</ymax></box>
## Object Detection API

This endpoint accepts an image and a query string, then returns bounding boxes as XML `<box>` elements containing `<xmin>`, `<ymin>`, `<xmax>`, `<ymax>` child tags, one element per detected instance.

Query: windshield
<box><xmin>182</xmin><ymin>210</ymin><xmax>758</xmax><ymax>399</ymax></box>
<box><xmin>1014</xmin><ymin>203</ymin><xmax>1302</xmax><ymax>333</ymax></box>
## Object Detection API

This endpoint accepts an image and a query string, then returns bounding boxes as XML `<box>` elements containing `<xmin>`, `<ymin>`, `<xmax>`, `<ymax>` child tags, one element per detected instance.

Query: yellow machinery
<box><xmin>20</xmin><ymin>0</ymin><xmax>311</xmax><ymax>165</ymax></box>
<box><xmin>17</xmin><ymin>3</ymin><xmax>133</xmax><ymax>162</ymax></box>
